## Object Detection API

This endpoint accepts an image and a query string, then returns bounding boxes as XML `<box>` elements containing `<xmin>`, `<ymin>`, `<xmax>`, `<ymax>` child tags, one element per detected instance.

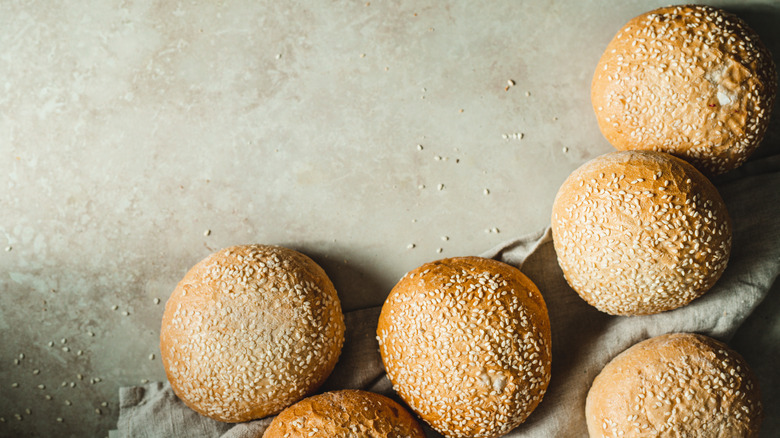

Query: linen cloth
<box><xmin>112</xmin><ymin>155</ymin><xmax>780</xmax><ymax>438</ymax></box>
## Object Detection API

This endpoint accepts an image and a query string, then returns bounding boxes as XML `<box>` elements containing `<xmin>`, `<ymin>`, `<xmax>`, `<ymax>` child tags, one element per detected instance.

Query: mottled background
<box><xmin>1</xmin><ymin>1</ymin><xmax>778</xmax><ymax>437</ymax></box>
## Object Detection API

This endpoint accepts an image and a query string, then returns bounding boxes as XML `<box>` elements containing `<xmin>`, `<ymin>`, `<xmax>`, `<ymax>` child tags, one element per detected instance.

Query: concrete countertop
<box><xmin>1</xmin><ymin>1</ymin><xmax>779</xmax><ymax>436</ymax></box>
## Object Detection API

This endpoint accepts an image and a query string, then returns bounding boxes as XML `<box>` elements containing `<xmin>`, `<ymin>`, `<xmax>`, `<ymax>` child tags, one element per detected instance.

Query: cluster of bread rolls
<box><xmin>563</xmin><ymin>4</ymin><xmax>772</xmax><ymax>437</ymax></box>
<box><xmin>158</xmin><ymin>4</ymin><xmax>772</xmax><ymax>437</ymax></box>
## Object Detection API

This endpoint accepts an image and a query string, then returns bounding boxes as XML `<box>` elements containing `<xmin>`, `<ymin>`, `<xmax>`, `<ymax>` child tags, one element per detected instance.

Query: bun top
<box><xmin>586</xmin><ymin>333</ymin><xmax>763</xmax><ymax>437</ymax></box>
<box><xmin>592</xmin><ymin>4</ymin><xmax>777</xmax><ymax>175</ymax></box>
<box><xmin>552</xmin><ymin>151</ymin><xmax>731</xmax><ymax>315</ymax></box>
<box><xmin>160</xmin><ymin>244</ymin><xmax>345</xmax><ymax>422</ymax></box>
<box><xmin>378</xmin><ymin>256</ymin><xmax>551</xmax><ymax>438</ymax></box>
<box><xmin>263</xmin><ymin>390</ymin><xmax>426</xmax><ymax>438</ymax></box>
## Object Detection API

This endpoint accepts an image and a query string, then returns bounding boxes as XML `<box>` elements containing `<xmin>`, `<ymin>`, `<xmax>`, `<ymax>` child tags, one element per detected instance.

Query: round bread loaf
<box><xmin>160</xmin><ymin>244</ymin><xmax>345</xmax><ymax>422</ymax></box>
<box><xmin>552</xmin><ymin>150</ymin><xmax>731</xmax><ymax>315</ymax></box>
<box><xmin>264</xmin><ymin>389</ymin><xmax>425</xmax><ymax>438</ymax></box>
<box><xmin>377</xmin><ymin>256</ymin><xmax>551</xmax><ymax>438</ymax></box>
<box><xmin>592</xmin><ymin>4</ymin><xmax>777</xmax><ymax>175</ymax></box>
<box><xmin>586</xmin><ymin>333</ymin><xmax>763</xmax><ymax>437</ymax></box>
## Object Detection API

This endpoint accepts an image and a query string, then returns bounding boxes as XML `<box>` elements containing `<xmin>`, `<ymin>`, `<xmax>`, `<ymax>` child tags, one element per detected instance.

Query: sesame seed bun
<box><xmin>551</xmin><ymin>150</ymin><xmax>731</xmax><ymax>315</ymax></box>
<box><xmin>263</xmin><ymin>390</ymin><xmax>425</xmax><ymax>438</ymax></box>
<box><xmin>377</xmin><ymin>257</ymin><xmax>552</xmax><ymax>438</ymax></box>
<box><xmin>592</xmin><ymin>4</ymin><xmax>777</xmax><ymax>175</ymax></box>
<box><xmin>160</xmin><ymin>245</ymin><xmax>345</xmax><ymax>422</ymax></box>
<box><xmin>586</xmin><ymin>333</ymin><xmax>763</xmax><ymax>437</ymax></box>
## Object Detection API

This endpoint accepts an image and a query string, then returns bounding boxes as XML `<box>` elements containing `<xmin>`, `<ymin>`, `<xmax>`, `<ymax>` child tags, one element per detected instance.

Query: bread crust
<box><xmin>592</xmin><ymin>4</ymin><xmax>777</xmax><ymax>175</ymax></box>
<box><xmin>263</xmin><ymin>389</ymin><xmax>426</xmax><ymax>438</ymax></box>
<box><xmin>586</xmin><ymin>333</ymin><xmax>763</xmax><ymax>437</ymax></box>
<box><xmin>552</xmin><ymin>150</ymin><xmax>731</xmax><ymax>315</ymax></box>
<box><xmin>160</xmin><ymin>245</ymin><xmax>345</xmax><ymax>422</ymax></box>
<box><xmin>377</xmin><ymin>257</ymin><xmax>551</xmax><ymax>438</ymax></box>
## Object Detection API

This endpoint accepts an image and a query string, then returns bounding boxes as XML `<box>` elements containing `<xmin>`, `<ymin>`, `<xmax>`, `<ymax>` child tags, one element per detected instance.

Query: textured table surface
<box><xmin>1</xmin><ymin>1</ymin><xmax>779</xmax><ymax>437</ymax></box>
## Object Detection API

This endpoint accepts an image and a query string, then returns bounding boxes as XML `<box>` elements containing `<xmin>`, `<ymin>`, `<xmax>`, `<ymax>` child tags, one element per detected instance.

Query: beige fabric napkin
<box><xmin>113</xmin><ymin>155</ymin><xmax>780</xmax><ymax>438</ymax></box>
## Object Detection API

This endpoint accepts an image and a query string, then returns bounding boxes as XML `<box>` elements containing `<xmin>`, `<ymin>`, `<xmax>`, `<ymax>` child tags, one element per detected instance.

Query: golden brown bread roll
<box><xmin>263</xmin><ymin>389</ymin><xmax>425</xmax><ymax>438</ymax></box>
<box><xmin>586</xmin><ymin>333</ymin><xmax>763</xmax><ymax>437</ymax></box>
<box><xmin>160</xmin><ymin>244</ymin><xmax>345</xmax><ymax>422</ymax></box>
<box><xmin>377</xmin><ymin>256</ymin><xmax>551</xmax><ymax>438</ymax></box>
<box><xmin>592</xmin><ymin>4</ymin><xmax>777</xmax><ymax>175</ymax></box>
<box><xmin>552</xmin><ymin>150</ymin><xmax>731</xmax><ymax>315</ymax></box>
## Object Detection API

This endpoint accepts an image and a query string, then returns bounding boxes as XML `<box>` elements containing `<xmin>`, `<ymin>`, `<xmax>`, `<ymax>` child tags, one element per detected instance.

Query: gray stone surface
<box><xmin>1</xmin><ymin>1</ymin><xmax>778</xmax><ymax>437</ymax></box>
